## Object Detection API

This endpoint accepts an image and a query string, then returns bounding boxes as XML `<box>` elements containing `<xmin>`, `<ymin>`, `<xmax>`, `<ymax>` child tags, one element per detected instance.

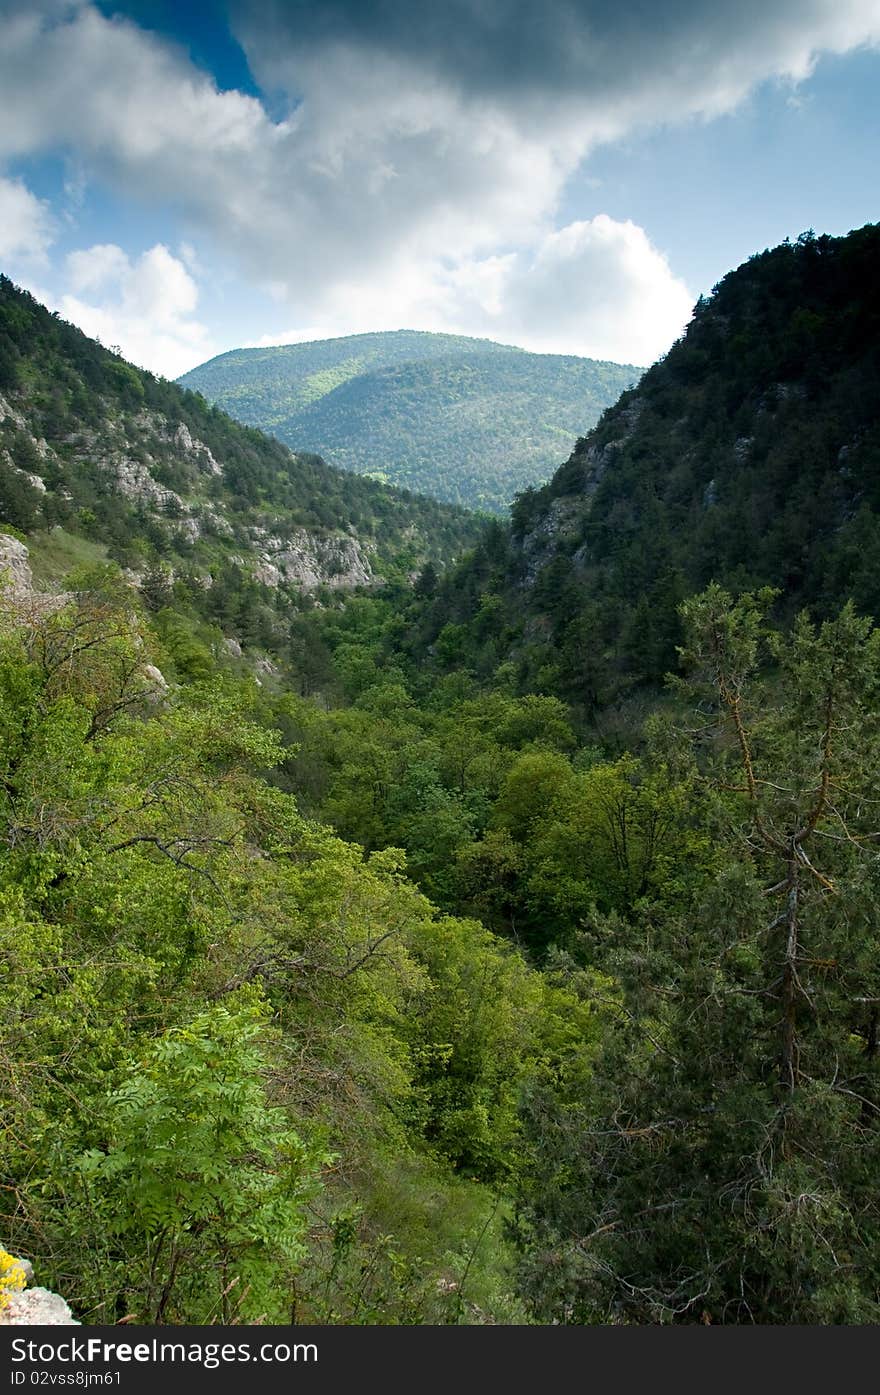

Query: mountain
<box><xmin>408</xmin><ymin>224</ymin><xmax>880</xmax><ymax>713</ymax></box>
<box><xmin>0</xmin><ymin>278</ymin><xmax>482</xmax><ymax>620</ymax></box>
<box><xmin>179</xmin><ymin>330</ymin><xmax>640</xmax><ymax>512</ymax></box>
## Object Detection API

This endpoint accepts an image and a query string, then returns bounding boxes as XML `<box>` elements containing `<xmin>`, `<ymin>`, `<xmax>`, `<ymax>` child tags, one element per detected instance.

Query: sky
<box><xmin>0</xmin><ymin>0</ymin><xmax>878</xmax><ymax>378</ymax></box>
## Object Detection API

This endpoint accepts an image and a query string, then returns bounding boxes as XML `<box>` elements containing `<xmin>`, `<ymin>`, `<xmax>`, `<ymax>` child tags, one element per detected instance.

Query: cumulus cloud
<box><xmin>0</xmin><ymin>174</ymin><xmax>54</xmax><ymax>266</ymax></box>
<box><xmin>504</xmin><ymin>218</ymin><xmax>694</xmax><ymax>362</ymax></box>
<box><xmin>54</xmin><ymin>243</ymin><xmax>215</xmax><ymax>378</ymax></box>
<box><xmin>444</xmin><ymin>217</ymin><xmax>694</xmax><ymax>362</ymax></box>
<box><xmin>0</xmin><ymin>1</ymin><xmax>878</xmax><ymax>361</ymax></box>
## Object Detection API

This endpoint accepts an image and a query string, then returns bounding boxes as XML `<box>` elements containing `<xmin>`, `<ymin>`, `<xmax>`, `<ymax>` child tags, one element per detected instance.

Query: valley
<box><xmin>3</xmin><ymin>224</ymin><xmax>880</xmax><ymax>1326</ymax></box>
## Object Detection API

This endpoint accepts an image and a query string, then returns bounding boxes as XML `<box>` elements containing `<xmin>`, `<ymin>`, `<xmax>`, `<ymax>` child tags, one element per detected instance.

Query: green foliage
<box><xmin>6</xmin><ymin>227</ymin><xmax>880</xmax><ymax>1331</ymax></box>
<box><xmin>72</xmin><ymin>993</ymin><xmax>324</xmax><ymax>1323</ymax></box>
<box><xmin>0</xmin><ymin>453</ymin><xmax>43</xmax><ymax>531</ymax></box>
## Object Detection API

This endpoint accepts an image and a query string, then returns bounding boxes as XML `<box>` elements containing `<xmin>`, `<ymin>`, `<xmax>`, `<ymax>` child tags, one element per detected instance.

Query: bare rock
<box><xmin>143</xmin><ymin>663</ymin><xmax>169</xmax><ymax>691</ymax></box>
<box><xmin>515</xmin><ymin>402</ymin><xmax>647</xmax><ymax>589</ymax></box>
<box><xmin>732</xmin><ymin>436</ymin><xmax>753</xmax><ymax>461</ymax></box>
<box><xmin>16</xmin><ymin>468</ymin><xmax>46</xmax><ymax>493</ymax></box>
<box><xmin>520</xmin><ymin>496</ymin><xmax>582</xmax><ymax>585</ymax></box>
<box><xmin>201</xmin><ymin>506</ymin><xmax>233</xmax><ymax>538</ymax></box>
<box><xmin>0</xmin><ymin>1287</ymin><xmax>79</xmax><ymax>1325</ymax></box>
<box><xmin>112</xmin><ymin>455</ymin><xmax>186</xmax><ymax>513</ymax></box>
<box><xmin>254</xmin><ymin>559</ymin><xmax>282</xmax><ymax>588</ymax></box>
<box><xmin>174</xmin><ymin>421</ymin><xmax>195</xmax><ymax>453</ymax></box>
<box><xmin>0</xmin><ymin>1249</ymin><xmax>78</xmax><ymax>1326</ymax></box>
<box><xmin>0</xmin><ymin>535</ymin><xmax>33</xmax><ymax>593</ymax></box>
<box><xmin>0</xmin><ymin>392</ymin><xmax>27</xmax><ymax>430</ymax></box>
<box><xmin>259</xmin><ymin>529</ymin><xmax>374</xmax><ymax>592</ymax></box>
<box><xmin>172</xmin><ymin>422</ymin><xmax>223</xmax><ymax>477</ymax></box>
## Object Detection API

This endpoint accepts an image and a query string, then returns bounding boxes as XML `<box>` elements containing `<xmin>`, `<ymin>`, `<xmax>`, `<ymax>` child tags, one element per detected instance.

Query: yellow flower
<box><xmin>0</xmin><ymin>1249</ymin><xmax>27</xmax><ymax>1311</ymax></box>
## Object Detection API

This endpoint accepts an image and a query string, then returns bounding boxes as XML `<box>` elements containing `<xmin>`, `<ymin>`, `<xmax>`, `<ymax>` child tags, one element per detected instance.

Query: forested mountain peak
<box><xmin>188</xmin><ymin>328</ymin><xmax>527</xmax><ymax>382</ymax></box>
<box><xmin>180</xmin><ymin>329</ymin><xmax>641</xmax><ymax>512</ymax></box>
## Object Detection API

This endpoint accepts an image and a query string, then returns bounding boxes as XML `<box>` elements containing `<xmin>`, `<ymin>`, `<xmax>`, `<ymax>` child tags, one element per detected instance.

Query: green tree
<box><xmin>515</xmin><ymin>588</ymin><xmax>880</xmax><ymax>1324</ymax></box>
<box><xmin>71</xmin><ymin>994</ymin><xmax>324</xmax><ymax>1323</ymax></box>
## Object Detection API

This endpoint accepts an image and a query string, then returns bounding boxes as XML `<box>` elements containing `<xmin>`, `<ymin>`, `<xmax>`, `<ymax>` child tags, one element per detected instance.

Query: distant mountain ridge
<box><xmin>180</xmin><ymin>330</ymin><xmax>641</xmax><ymax>512</ymax></box>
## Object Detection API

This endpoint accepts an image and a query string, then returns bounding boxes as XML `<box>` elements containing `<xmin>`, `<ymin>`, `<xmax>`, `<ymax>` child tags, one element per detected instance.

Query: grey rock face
<box><xmin>518</xmin><ymin>395</ymin><xmax>645</xmax><ymax>586</ymax></box>
<box><xmin>64</xmin><ymin>409</ymin><xmax>220</xmax><ymax>529</ymax></box>
<box><xmin>17</xmin><ymin>468</ymin><xmax>47</xmax><ymax>493</ymax></box>
<box><xmin>733</xmin><ymin>436</ymin><xmax>753</xmax><ymax>461</ymax></box>
<box><xmin>111</xmin><ymin>455</ymin><xmax>187</xmax><ymax>512</ymax></box>
<box><xmin>142</xmin><ymin>664</ymin><xmax>169</xmax><ymax>692</ymax></box>
<box><xmin>254</xmin><ymin>559</ymin><xmax>282</xmax><ymax>588</ymax></box>
<box><xmin>0</xmin><ymin>535</ymin><xmax>34</xmax><ymax>593</ymax></box>
<box><xmin>520</xmin><ymin>497</ymin><xmax>582</xmax><ymax>584</ymax></box>
<box><xmin>171</xmin><ymin>420</ymin><xmax>223</xmax><ymax>477</ymax></box>
<box><xmin>256</xmin><ymin>529</ymin><xmax>374</xmax><ymax>592</ymax></box>
<box><xmin>174</xmin><ymin>421</ymin><xmax>195</xmax><ymax>453</ymax></box>
<box><xmin>0</xmin><ymin>391</ymin><xmax>28</xmax><ymax>430</ymax></box>
<box><xmin>201</xmin><ymin>506</ymin><xmax>234</xmax><ymax>538</ymax></box>
<box><xmin>0</xmin><ymin>535</ymin><xmax>69</xmax><ymax>615</ymax></box>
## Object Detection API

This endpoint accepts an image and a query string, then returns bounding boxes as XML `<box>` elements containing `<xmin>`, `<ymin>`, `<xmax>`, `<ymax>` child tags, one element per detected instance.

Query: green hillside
<box><xmin>180</xmin><ymin>331</ymin><xmax>640</xmax><ymax>511</ymax></box>
<box><xmin>179</xmin><ymin>329</ymin><xmax>522</xmax><ymax>421</ymax></box>
<box><xmin>261</xmin><ymin>224</ymin><xmax>880</xmax><ymax>1324</ymax></box>
<box><xmin>409</xmin><ymin>225</ymin><xmax>880</xmax><ymax>711</ymax></box>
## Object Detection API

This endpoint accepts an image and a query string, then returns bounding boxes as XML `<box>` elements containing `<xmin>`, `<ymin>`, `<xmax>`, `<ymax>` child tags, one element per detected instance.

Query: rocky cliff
<box><xmin>2</xmin><ymin>387</ymin><xmax>375</xmax><ymax>595</ymax></box>
<box><xmin>0</xmin><ymin>275</ymin><xmax>482</xmax><ymax>622</ymax></box>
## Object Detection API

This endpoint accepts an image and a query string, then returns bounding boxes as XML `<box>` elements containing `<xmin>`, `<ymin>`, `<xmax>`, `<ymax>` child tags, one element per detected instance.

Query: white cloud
<box><xmin>54</xmin><ymin>243</ymin><xmax>215</xmax><ymax>378</ymax></box>
<box><xmin>481</xmin><ymin>217</ymin><xmax>694</xmax><ymax>363</ymax></box>
<box><xmin>245</xmin><ymin>325</ymin><xmax>348</xmax><ymax>348</ymax></box>
<box><xmin>0</xmin><ymin>174</ymin><xmax>54</xmax><ymax>266</ymax></box>
<box><xmin>65</xmin><ymin>242</ymin><xmax>130</xmax><ymax>295</ymax></box>
<box><xmin>0</xmin><ymin>2</ymin><xmax>878</xmax><ymax>361</ymax></box>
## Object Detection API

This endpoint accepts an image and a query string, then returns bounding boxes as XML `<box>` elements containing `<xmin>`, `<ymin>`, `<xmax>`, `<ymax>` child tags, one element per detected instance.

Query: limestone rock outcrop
<box><xmin>0</xmin><ymin>1251</ymin><xmax>78</xmax><ymax>1326</ymax></box>
<box><xmin>0</xmin><ymin>534</ymin><xmax>33</xmax><ymax>593</ymax></box>
<box><xmin>253</xmin><ymin>528</ymin><xmax>374</xmax><ymax>592</ymax></box>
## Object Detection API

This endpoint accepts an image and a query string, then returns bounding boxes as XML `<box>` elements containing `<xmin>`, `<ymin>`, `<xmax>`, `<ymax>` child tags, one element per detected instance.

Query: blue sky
<box><xmin>0</xmin><ymin>1</ymin><xmax>878</xmax><ymax>377</ymax></box>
